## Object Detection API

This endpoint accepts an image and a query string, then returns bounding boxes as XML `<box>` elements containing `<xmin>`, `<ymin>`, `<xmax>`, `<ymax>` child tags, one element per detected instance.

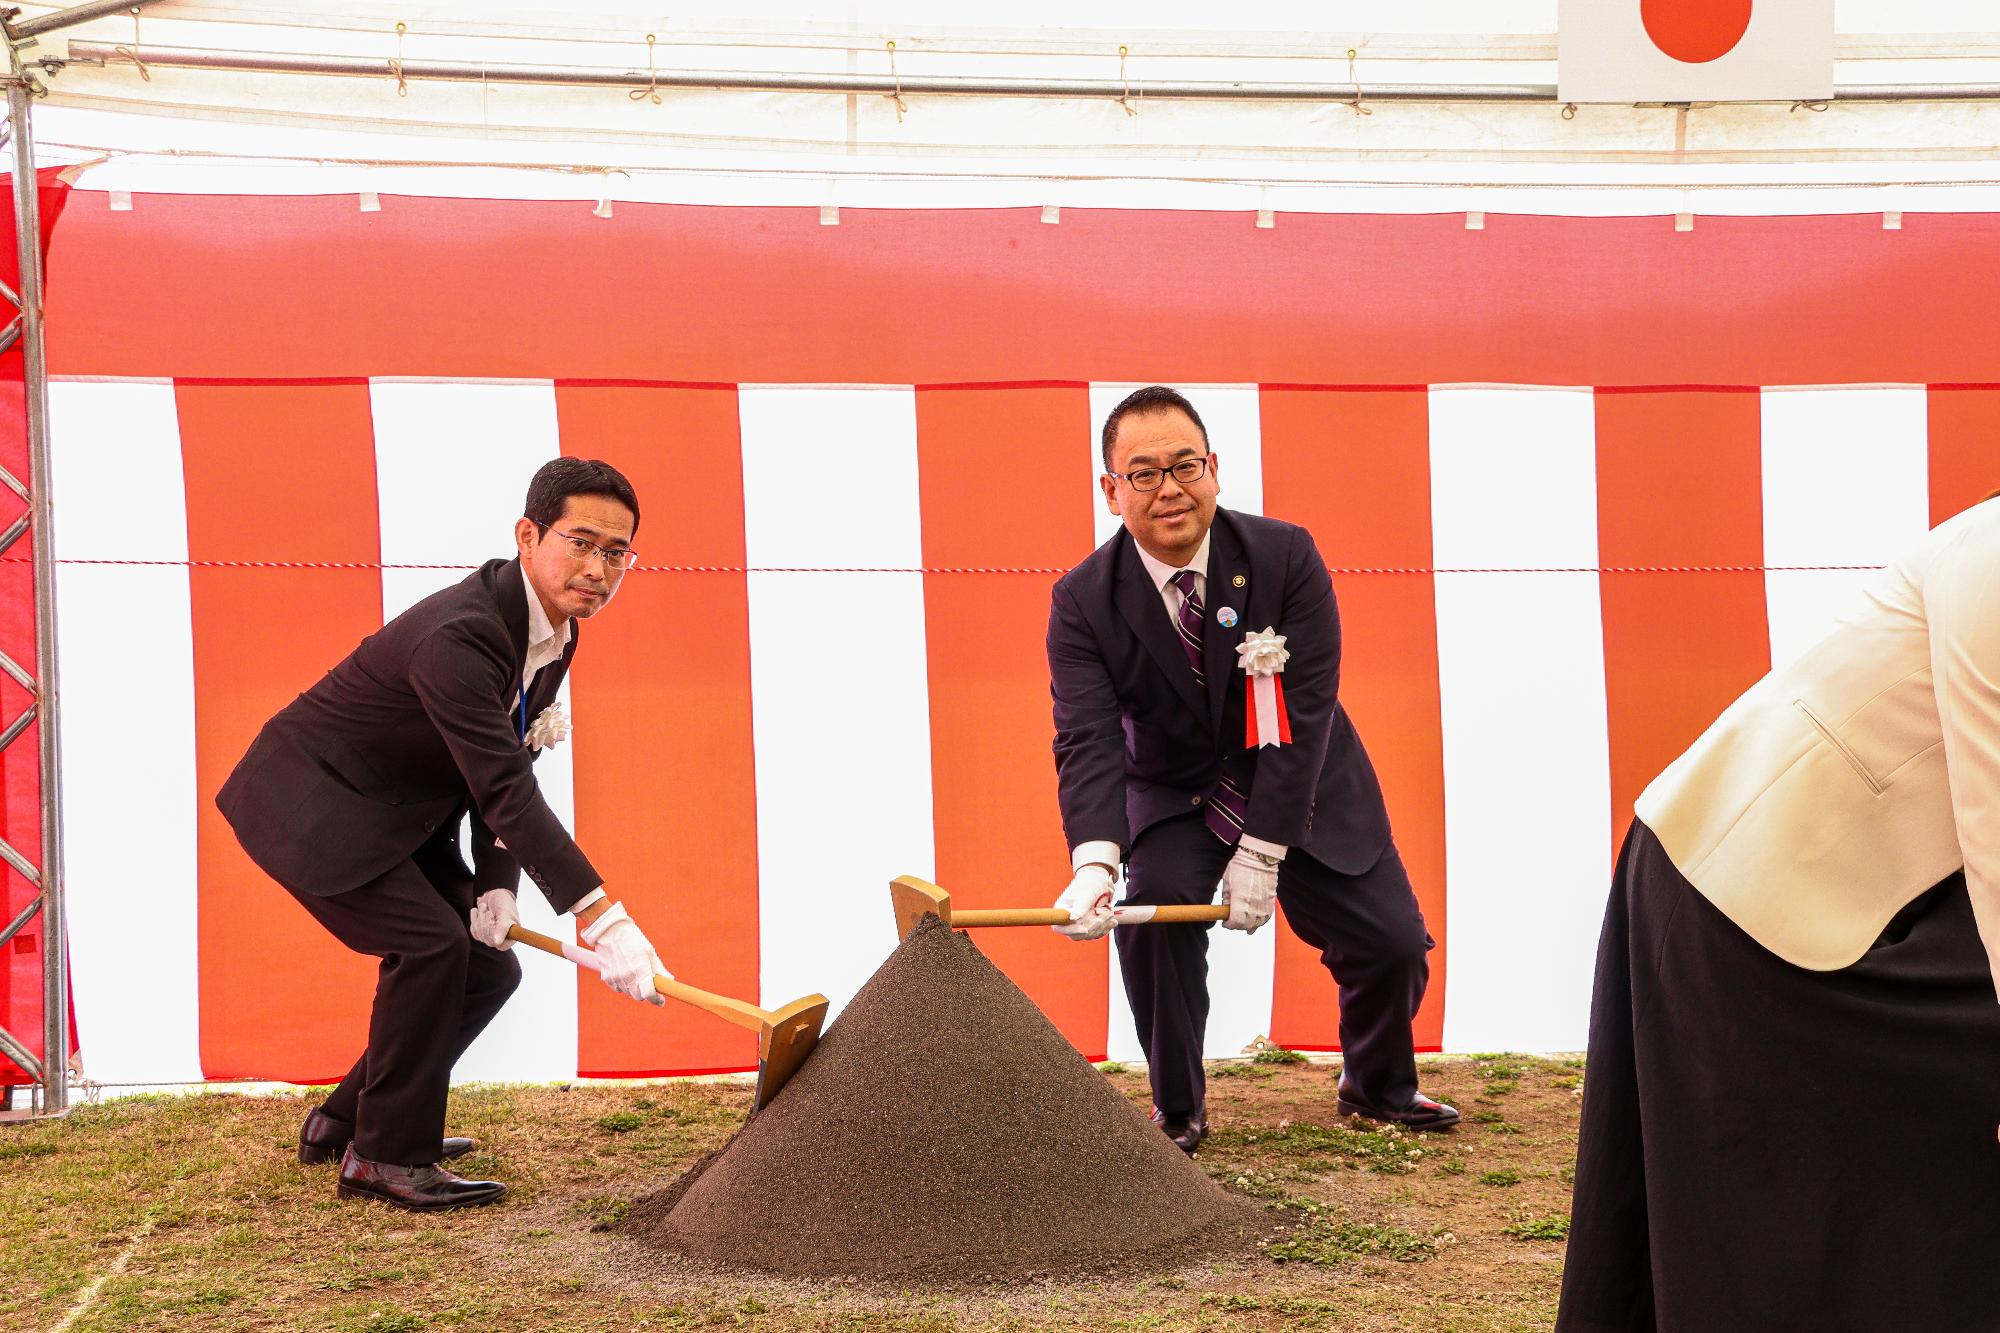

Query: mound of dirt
<box><xmin>621</xmin><ymin>915</ymin><xmax>1261</xmax><ymax>1282</ymax></box>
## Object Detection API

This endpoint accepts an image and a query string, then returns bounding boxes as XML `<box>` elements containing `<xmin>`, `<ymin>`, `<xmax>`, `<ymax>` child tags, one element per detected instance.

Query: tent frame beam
<box><xmin>54</xmin><ymin>41</ymin><xmax>2000</xmax><ymax>106</ymax></box>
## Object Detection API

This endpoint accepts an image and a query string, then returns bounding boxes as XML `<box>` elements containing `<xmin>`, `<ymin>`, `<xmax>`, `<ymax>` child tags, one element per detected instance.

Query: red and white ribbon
<box><xmin>1235</xmin><ymin>627</ymin><xmax>1293</xmax><ymax>749</ymax></box>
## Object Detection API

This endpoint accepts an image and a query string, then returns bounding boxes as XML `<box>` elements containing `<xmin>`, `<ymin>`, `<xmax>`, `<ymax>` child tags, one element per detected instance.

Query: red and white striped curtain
<box><xmin>39</xmin><ymin>195</ymin><xmax>2000</xmax><ymax>1088</ymax></box>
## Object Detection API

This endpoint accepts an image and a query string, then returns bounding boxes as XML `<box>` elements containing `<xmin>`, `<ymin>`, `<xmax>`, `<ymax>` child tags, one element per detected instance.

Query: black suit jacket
<box><xmin>217</xmin><ymin>557</ymin><xmax>601</xmax><ymax>911</ymax></box>
<box><xmin>1047</xmin><ymin>508</ymin><xmax>1391</xmax><ymax>874</ymax></box>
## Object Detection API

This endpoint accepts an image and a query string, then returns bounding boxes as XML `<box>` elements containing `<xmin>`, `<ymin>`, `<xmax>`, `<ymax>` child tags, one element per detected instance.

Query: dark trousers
<box><xmin>282</xmin><ymin>853</ymin><xmax>521</xmax><ymax>1165</ymax></box>
<box><xmin>1116</xmin><ymin>812</ymin><xmax>1432</xmax><ymax>1120</ymax></box>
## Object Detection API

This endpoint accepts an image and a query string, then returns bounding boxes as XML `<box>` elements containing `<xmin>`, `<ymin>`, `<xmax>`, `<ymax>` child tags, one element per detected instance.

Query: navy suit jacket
<box><xmin>217</xmin><ymin>557</ymin><xmax>600</xmax><ymax>911</ymax></box>
<box><xmin>1047</xmin><ymin>508</ymin><xmax>1391</xmax><ymax>874</ymax></box>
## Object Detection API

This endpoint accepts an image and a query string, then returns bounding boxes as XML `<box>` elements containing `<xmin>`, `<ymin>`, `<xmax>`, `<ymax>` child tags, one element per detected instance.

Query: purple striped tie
<box><xmin>1169</xmin><ymin>570</ymin><xmax>1205</xmax><ymax>683</ymax></box>
<box><xmin>1170</xmin><ymin>570</ymin><xmax>1248</xmax><ymax>845</ymax></box>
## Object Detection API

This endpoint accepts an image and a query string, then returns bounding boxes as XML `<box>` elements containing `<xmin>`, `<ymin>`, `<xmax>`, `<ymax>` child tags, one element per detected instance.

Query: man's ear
<box><xmin>1099</xmin><ymin>473</ymin><xmax>1120</xmax><ymax>515</ymax></box>
<box><xmin>514</xmin><ymin>517</ymin><xmax>538</xmax><ymax>558</ymax></box>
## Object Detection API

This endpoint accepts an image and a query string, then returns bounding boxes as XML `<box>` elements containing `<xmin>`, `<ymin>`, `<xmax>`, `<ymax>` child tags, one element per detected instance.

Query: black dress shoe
<box><xmin>1150</xmin><ymin>1105</ymin><xmax>1211</xmax><ymax>1156</ymax></box>
<box><xmin>298</xmin><ymin>1107</ymin><xmax>476</xmax><ymax>1166</ymax></box>
<box><xmin>1335</xmin><ymin>1083</ymin><xmax>1461</xmax><ymax>1132</ymax></box>
<box><xmin>336</xmin><ymin>1146</ymin><xmax>506</xmax><ymax>1212</ymax></box>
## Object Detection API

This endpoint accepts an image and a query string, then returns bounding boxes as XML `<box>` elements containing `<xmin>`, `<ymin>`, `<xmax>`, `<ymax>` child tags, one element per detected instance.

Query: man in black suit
<box><xmin>1047</xmin><ymin>386</ymin><xmax>1456</xmax><ymax>1153</ymax></box>
<box><xmin>219</xmin><ymin>458</ymin><xmax>670</xmax><ymax>1211</ymax></box>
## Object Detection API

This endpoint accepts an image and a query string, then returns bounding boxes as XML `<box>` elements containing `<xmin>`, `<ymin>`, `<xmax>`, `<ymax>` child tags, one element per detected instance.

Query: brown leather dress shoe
<box><xmin>298</xmin><ymin>1107</ymin><xmax>475</xmax><ymax>1166</ymax></box>
<box><xmin>1335</xmin><ymin>1083</ymin><xmax>1461</xmax><ymax>1132</ymax></box>
<box><xmin>336</xmin><ymin>1146</ymin><xmax>507</xmax><ymax>1212</ymax></box>
<box><xmin>1150</xmin><ymin>1105</ymin><xmax>1211</xmax><ymax>1155</ymax></box>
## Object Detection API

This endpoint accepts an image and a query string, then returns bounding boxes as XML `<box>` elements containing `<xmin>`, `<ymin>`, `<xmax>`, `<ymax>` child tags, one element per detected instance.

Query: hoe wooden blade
<box><xmin>508</xmin><ymin>925</ymin><xmax>828</xmax><ymax>1115</ymax></box>
<box><xmin>891</xmin><ymin>875</ymin><xmax>951</xmax><ymax>940</ymax></box>
<box><xmin>751</xmin><ymin>994</ymin><xmax>831</xmax><ymax>1112</ymax></box>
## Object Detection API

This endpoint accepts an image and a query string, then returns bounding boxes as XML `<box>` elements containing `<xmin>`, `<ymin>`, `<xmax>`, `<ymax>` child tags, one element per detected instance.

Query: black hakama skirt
<box><xmin>1557</xmin><ymin>820</ymin><xmax>2000</xmax><ymax>1331</ymax></box>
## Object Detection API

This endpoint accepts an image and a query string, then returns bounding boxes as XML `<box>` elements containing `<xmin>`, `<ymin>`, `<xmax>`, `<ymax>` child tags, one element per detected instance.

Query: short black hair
<box><xmin>1100</xmin><ymin>385</ymin><xmax>1209</xmax><ymax>471</ymax></box>
<box><xmin>524</xmin><ymin>457</ymin><xmax>640</xmax><ymax>538</ymax></box>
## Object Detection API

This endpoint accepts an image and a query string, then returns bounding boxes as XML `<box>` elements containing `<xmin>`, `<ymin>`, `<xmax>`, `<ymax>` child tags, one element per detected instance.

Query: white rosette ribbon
<box><xmin>1234</xmin><ymin>627</ymin><xmax>1293</xmax><ymax>749</ymax></box>
<box><xmin>524</xmin><ymin>701</ymin><xmax>571</xmax><ymax>752</ymax></box>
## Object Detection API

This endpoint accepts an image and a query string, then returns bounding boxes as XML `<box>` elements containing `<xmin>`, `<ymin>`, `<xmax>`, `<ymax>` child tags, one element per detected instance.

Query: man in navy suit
<box><xmin>1046</xmin><ymin>385</ymin><xmax>1455</xmax><ymax>1153</ymax></box>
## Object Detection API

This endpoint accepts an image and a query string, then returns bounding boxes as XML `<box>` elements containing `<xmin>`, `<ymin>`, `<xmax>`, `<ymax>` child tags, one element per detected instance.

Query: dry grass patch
<box><xmin>2</xmin><ymin>1054</ymin><xmax>1580</xmax><ymax>1331</ymax></box>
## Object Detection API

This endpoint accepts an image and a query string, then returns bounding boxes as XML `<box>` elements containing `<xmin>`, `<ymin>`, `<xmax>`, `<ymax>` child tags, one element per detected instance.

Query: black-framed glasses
<box><xmin>535</xmin><ymin>523</ymin><xmax>638</xmax><ymax>571</ymax></box>
<box><xmin>1107</xmin><ymin>454</ymin><xmax>1213</xmax><ymax>492</ymax></box>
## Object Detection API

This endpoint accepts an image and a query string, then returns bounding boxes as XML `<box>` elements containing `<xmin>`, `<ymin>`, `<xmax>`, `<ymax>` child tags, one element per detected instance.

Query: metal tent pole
<box><xmin>10</xmin><ymin>73</ymin><xmax>65</xmax><ymax>1119</ymax></box>
<box><xmin>55</xmin><ymin>42</ymin><xmax>2000</xmax><ymax>105</ymax></box>
<box><xmin>0</xmin><ymin>0</ymin><xmax>164</xmax><ymax>1122</ymax></box>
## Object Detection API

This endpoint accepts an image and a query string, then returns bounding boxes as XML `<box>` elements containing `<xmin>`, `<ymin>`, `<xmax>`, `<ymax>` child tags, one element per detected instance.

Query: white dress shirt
<box><xmin>1071</xmin><ymin>528</ymin><xmax>1286</xmax><ymax>877</ymax></box>
<box><xmin>1134</xmin><ymin>528</ymin><xmax>1212</xmax><ymax>626</ymax></box>
<box><xmin>516</xmin><ymin>565</ymin><xmax>602</xmax><ymax>913</ymax></box>
<box><xmin>520</xmin><ymin>563</ymin><xmax>571</xmax><ymax>691</ymax></box>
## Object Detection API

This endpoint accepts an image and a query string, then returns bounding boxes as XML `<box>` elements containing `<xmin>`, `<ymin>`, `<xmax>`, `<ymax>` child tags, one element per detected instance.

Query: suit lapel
<box><xmin>1113</xmin><ymin>535</ymin><xmax>1208</xmax><ymax>717</ymax></box>
<box><xmin>489</xmin><ymin>557</ymin><xmax>533</xmax><ymax>658</ymax></box>
<box><xmin>1202</xmin><ymin>513</ymin><xmax>1246</xmax><ymax>737</ymax></box>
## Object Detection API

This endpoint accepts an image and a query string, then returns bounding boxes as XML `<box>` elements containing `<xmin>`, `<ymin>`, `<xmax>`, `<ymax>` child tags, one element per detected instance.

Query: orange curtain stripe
<box><xmin>1594</xmin><ymin>390</ymin><xmax>1769</xmax><ymax>847</ymax></box>
<box><xmin>1258</xmin><ymin>387</ymin><xmax>1447</xmax><ymax>1053</ymax></box>
<box><xmin>914</xmin><ymin>385</ymin><xmax>1108</xmax><ymax>1056</ymax></box>
<box><xmin>1926</xmin><ymin>386</ymin><xmax>2000</xmax><ymax>524</ymax></box>
<box><xmin>557</xmin><ymin>383</ymin><xmax>761</xmax><ymax>1076</ymax></box>
<box><xmin>179</xmin><ymin>380</ymin><xmax>384</xmax><ymax>1083</ymax></box>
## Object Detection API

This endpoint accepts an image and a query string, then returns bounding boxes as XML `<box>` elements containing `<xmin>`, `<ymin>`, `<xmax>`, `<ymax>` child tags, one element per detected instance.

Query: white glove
<box><xmin>578</xmin><ymin>903</ymin><xmax>670</xmax><ymax>1005</ymax></box>
<box><xmin>1051</xmin><ymin>864</ymin><xmax>1118</xmax><ymax>942</ymax></box>
<box><xmin>468</xmin><ymin>888</ymin><xmax>520</xmax><ymax>950</ymax></box>
<box><xmin>1220</xmin><ymin>846</ymin><xmax>1278</xmax><ymax>934</ymax></box>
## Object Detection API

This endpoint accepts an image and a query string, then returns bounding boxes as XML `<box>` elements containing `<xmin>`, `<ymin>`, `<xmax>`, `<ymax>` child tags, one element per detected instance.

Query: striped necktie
<box><xmin>1169</xmin><ymin>569</ymin><xmax>1249</xmax><ymax>844</ymax></box>
<box><xmin>1169</xmin><ymin>570</ymin><xmax>1205</xmax><ymax>682</ymax></box>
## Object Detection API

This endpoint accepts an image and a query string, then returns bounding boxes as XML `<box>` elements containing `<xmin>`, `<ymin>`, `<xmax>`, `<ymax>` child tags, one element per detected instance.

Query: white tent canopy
<box><xmin>15</xmin><ymin>0</ymin><xmax>2000</xmax><ymax>213</ymax></box>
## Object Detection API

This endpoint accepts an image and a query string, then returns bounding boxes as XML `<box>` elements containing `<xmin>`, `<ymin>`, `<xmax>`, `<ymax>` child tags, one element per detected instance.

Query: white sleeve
<box><xmin>1925</xmin><ymin>510</ymin><xmax>2000</xmax><ymax>1001</ymax></box>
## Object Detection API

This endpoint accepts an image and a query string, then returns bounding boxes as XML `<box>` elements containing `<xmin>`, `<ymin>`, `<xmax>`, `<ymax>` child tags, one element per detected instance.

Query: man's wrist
<box><xmin>1070</xmin><ymin>840</ymin><xmax>1123</xmax><ymax>878</ymax></box>
<box><xmin>1237</xmin><ymin>835</ymin><xmax>1288</xmax><ymax>865</ymax></box>
<box><xmin>572</xmin><ymin>888</ymin><xmax>609</xmax><ymax>930</ymax></box>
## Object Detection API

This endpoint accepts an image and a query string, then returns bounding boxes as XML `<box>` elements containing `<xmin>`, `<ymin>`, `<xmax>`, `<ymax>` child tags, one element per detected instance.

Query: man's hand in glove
<box><xmin>468</xmin><ymin>889</ymin><xmax>519</xmax><ymax>950</ymax></box>
<box><xmin>578</xmin><ymin>903</ymin><xmax>670</xmax><ymax>1004</ymax></box>
<box><xmin>1220</xmin><ymin>846</ymin><xmax>1278</xmax><ymax>934</ymax></box>
<box><xmin>1052</xmin><ymin>863</ymin><xmax>1118</xmax><ymax>941</ymax></box>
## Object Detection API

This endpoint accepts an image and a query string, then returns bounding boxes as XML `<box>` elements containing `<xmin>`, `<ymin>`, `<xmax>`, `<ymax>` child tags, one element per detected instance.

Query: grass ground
<box><xmin>3</xmin><ymin>1053</ymin><xmax>1580</xmax><ymax>1332</ymax></box>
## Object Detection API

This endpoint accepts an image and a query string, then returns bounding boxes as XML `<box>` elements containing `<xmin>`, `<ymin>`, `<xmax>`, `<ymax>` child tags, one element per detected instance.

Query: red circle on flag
<box><xmin>1641</xmin><ymin>0</ymin><xmax>1753</xmax><ymax>64</ymax></box>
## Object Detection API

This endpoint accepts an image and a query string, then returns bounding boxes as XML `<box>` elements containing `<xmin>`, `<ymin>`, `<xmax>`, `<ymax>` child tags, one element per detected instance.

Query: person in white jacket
<box><xmin>1557</xmin><ymin>494</ymin><xmax>2000</xmax><ymax>1331</ymax></box>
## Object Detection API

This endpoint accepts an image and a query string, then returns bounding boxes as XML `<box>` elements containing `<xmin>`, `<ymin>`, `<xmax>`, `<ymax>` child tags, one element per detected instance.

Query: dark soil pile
<box><xmin>621</xmin><ymin>915</ymin><xmax>1262</xmax><ymax>1282</ymax></box>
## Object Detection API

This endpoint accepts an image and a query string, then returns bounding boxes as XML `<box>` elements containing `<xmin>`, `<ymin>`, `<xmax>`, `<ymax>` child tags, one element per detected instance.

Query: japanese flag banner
<box><xmin>1558</xmin><ymin>0</ymin><xmax>1833</xmax><ymax>104</ymax></box>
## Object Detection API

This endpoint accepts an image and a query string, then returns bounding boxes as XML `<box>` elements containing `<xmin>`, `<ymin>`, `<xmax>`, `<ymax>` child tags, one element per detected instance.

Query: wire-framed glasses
<box><xmin>537</xmin><ymin>524</ymin><xmax>638</xmax><ymax>571</ymax></box>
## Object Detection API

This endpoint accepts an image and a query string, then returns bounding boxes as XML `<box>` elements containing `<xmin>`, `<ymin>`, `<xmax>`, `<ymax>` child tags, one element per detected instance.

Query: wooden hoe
<box><xmin>507</xmin><ymin>925</ymin><xmax>829</xmax><ymax>1112</ymax></box>
<box><xmin>891</xmin><ymin>874</ymin><xmax>1229</xmax><ymax>941</ymax></box>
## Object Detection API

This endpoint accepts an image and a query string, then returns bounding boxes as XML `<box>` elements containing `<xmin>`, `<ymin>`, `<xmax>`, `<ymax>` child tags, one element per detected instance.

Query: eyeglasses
<box><xmin>1107</xmin><ymin>454</ymin><xmax>1213</xmax><ymax>492</ymax></box>
<box><xmin>536</xmin><ymin>523</ymin><xmax>638</xmax><ymax>571</ymax></box>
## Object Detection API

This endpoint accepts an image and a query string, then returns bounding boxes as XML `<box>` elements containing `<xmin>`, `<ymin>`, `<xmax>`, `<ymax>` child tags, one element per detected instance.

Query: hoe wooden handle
<box><xmin>507</xmin><ymin>924</ymin><xmax>771</xmax><ymax>1032</ymax></box>
<box><xmin>890</xmin><ymin>874</ymin><xmax>1235</xmax><ymax>942</ymax></box>
<box><xmin>948</xmin><ymin>904</ymin><xmax>1232</xmax><ymax>928</ymax></box>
